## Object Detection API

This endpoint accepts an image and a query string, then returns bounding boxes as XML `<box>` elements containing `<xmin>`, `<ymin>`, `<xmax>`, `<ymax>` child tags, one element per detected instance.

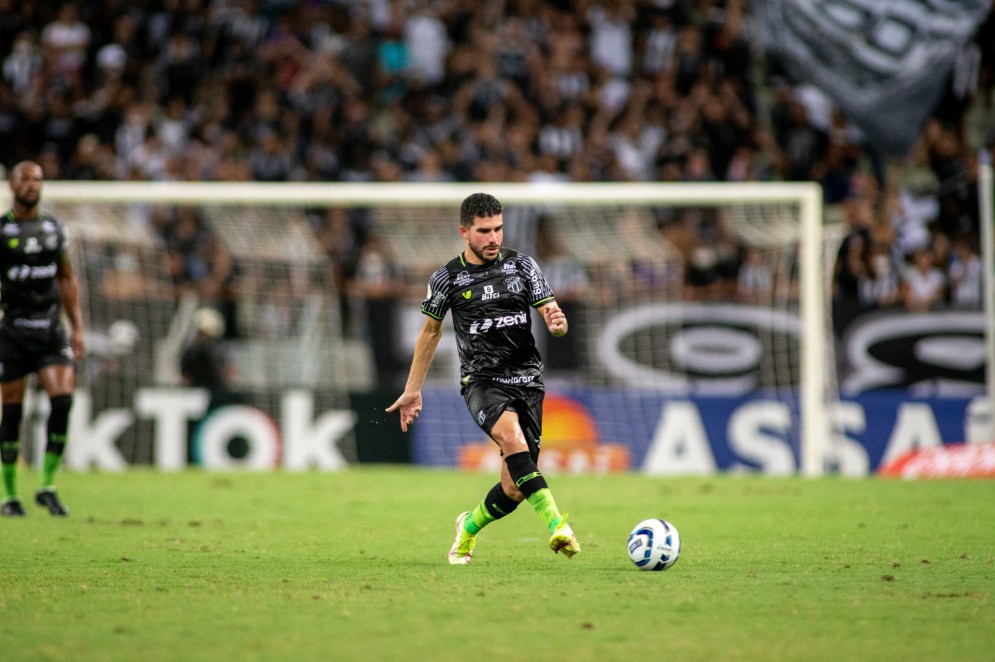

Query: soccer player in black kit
<box><xmin>0</xmin><ymin>162</ymin><xmax>85</xmax><ymax>517</ymax></box>
<box><xmin>387</xmin><ymin>192</ymin><xmax>580</xmax><ymax>564</ymax></box>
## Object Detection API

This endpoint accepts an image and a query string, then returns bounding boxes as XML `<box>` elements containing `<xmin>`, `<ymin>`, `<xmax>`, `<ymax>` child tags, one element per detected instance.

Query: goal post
<box><xmin>42</xmin><ymin>180</ymin><xmax>830</xmax><ymax>475</ymax></box>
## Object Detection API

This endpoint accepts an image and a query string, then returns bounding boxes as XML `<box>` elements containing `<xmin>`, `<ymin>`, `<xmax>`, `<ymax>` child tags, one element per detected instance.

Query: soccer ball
<box><xmin>627</xmin><ymin>519</ymin><xmax>681</xmax><ymax>571</ymax></box>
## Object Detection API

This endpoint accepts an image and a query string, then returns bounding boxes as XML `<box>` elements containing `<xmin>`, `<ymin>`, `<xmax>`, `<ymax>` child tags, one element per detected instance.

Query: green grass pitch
<box><xmin>1</xmin><ymin>468</ymin><xmax>993</xmax><ymax>661</ymax></box>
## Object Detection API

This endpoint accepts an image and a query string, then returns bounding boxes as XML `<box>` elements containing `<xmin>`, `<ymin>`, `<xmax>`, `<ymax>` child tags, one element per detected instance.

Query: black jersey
<box><xmin>0</xmin><ymin>210</ymin><xmax>69</xmax><ymax>333</ymax></box>
<box><xmin>422</xmin><ymin>248</ymin><xmax>555</xmax><ymax>386</ymax></box>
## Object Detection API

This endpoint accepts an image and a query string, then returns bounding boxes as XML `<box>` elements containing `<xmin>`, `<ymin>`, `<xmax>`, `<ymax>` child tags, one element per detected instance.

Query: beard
<box><xmin>16</xmin><ymin>194</ymin><xmax>39</xmax><ymax>209</ymax></box>
<box><xmin>469</xmin><ymin>242</ymin><xmax>499</xmax><ymax>263</ymax></box>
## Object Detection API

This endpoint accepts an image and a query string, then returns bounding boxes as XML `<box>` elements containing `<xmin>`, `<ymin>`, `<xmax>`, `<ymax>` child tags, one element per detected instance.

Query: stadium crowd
<box><xmin>1</xmin><ymin>0</ymin><xmax>993</xmax><ymax>340</ymax></box>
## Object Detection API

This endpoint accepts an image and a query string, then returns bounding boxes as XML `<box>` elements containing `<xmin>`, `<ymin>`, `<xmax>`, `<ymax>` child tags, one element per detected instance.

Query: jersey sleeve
<box><xmin>421</xmin><ymin>266</ymin><xmax>450</xmax><ymax>320</ymax></box>
<box><xmin>519</xmin><ymin>254</ymin><xmax>555</xmax><ymax>307</ymax></box>
<box><xmin>55</xmin><ymin>218</ymin><xmax>70</xmax><ymax>262</ymax></box>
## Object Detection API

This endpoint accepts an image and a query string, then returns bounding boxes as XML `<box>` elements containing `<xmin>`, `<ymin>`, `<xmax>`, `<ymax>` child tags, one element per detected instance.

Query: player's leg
<box><xmin>449</xmin><ymin>472</ymin><xmax>524</xmax><ymax>564</ymax></box>
<box><xmin>463</xmin><ymin>480</ymin><xmax>523</xmax><ymax>536</ymax></box>
<box><xmin>0</xmin><ymin>377</ymin><xmax>27</xmax><ymax>516</ymax></box>
<box><xmin>448</xmin><ymin>384</ymin><xmax>526</xmax><ymax>564</ymax></box>
<box><xmin>35</xmin><ymin>363</ymin><xmax>75</xmax><ymax>516</ymax></box>
<box><xmin>492</xmin><ymin>408</ymin><xmax>580</xmax><ymax>557</ymax></box>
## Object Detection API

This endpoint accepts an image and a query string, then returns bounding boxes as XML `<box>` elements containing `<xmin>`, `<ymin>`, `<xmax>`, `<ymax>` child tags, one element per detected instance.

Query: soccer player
<box><xmin>387</xmin><ymin>192</ymin><xmax>581</xmax><ymax>564</ymax></box>
<box><xmin>0</xmin><ymin>161</ymin><xmax>85</xmax><ymax>517</ymax></box>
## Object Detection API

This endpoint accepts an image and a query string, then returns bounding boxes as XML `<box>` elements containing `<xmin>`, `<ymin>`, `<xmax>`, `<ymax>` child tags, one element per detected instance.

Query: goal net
<box><xmin>42</xmin><ymin>181</ymin><xmax>833</xmax><ymax>475</ymax></box>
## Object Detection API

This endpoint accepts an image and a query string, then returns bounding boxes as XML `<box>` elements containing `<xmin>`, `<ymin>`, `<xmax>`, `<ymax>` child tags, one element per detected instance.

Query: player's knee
<box><xmin>495</xmin><ymin>437</ymin><xmax>528</xmax><ymax>457</ymax></box>
<box><xmin>491</xmin><ymin>425</ymin><xmax>529</xmax><ymax>456</ymax></box>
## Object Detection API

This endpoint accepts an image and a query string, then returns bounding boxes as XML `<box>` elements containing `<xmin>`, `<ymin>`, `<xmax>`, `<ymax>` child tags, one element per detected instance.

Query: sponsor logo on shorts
<box><xmin>477</xmin><ymin>410</ymin><xmax>486</xmax><ymax>425</ymax></box>
<box><xmin>12</xmin><ymin>318</ymin><xmax>52</xmax><ymax>329</ymax></box>
<box><xmin>493</xmin><ymin>375</ymin><xmax>535</xmax><ymax>385</ymax></box>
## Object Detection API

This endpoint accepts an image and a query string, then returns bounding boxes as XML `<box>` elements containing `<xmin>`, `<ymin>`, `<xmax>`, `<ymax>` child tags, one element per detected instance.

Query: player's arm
<box><xmin>386</xmin><ymin>315</ymin><xmax>444</xmax><ymax>432</ymax></box>
<box><xmin>56</xmin><ymin>251</ymin><xmax>85</xmax><ymax>359</ymax></box>
<box><xmin>538</xmin><ymin>300</ymin><xmax>568</xmax><ymax>337</ymax></box>
<box><xmin>523</xmin><ymin>254</ymin><xmax>565</xmax><ymax>336</ymax></box>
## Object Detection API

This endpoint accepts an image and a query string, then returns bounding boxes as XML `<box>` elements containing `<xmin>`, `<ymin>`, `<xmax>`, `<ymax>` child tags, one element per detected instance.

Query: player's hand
<box><xmin>386</xmin><ymin>391</ymin><xmax>423</xmax><ymax>432</ymax></box>
<box><xmin>542</xmin><ymin>302</ymin><xmax>568</xmax><ymax>337</ymax></box>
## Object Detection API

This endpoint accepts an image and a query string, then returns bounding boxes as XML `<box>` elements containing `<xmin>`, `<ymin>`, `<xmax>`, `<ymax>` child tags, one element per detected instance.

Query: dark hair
<box><xmin>10</xmin><ymin>160</ymin><xmax>42</xmax><ymax>181</ymax></box>
<box><xmin>460</xmin><ymin>192</ymin><xmax>502</xmax><ymax>228</ymax></box>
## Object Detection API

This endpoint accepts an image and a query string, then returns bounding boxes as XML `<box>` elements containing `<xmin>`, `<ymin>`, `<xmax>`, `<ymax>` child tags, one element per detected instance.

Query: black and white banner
<box><xmin>758</xmin><ymin>0</ymin><xmax>990</xmax><ymax>155</ymax></box>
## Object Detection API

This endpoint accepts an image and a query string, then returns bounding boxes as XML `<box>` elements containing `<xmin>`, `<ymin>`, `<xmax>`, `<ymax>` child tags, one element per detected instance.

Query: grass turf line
<box><xmin>0</xmin><ymin>468</ymin><xmax>992</xmax><ymax>661</ymax></box>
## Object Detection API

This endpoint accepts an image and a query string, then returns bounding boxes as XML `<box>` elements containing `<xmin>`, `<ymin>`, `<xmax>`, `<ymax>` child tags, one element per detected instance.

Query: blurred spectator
<box><xmin>900</xmin><ymin>247</ymin><xmax>946</xmax><ymax>313</ymax></box>
<box><xmin>586</xmin><ymin>0</ymin><xmax>636</xmax><ymax>79</ymax></box>
<box><xmin>159</xmin><ymin>205</ymin><xmax>240</xmax><ymax>334</ymax></box>
<box><xmin>41</xmin><ymin>2</ymin><xmax>90</xmax><ymax>77</ymax></box>
<box><xmin>65</xmin><ymin>132</ymin><xmax>114</xmax><ymax>180</ymax></box>
<box><xmin>98</xmin><ymin>243</ymin><xmax>166</xmax><ymax>302</ymax></box>
<box><xmin>376</xmin><ymin>19</ymin><xmax>408</xmax><ymax>103</ymax></box>
<box><xmin>639</xmin><ymin>8</ymin><xmax>676</xmax><ymax>78</ymax></box>
<box><xmin>315</xmin><ymin>207</ymin><xmax>361</xmax><ymax>334</ymax></box>
<box><xmin>180</xmin><ymin>307</ymin><xmax>245</xmax><ymax>461</ymax></box>
<box><xmin>404</xmin><ymin>3</ymin><xmax>449</xmax><ymax>87</ymax></box>
<box><xmin>37</xmin><ymin>93</ymin><xmax>79</xmax><ymax>161</ymax></box>
<box><xmin>349</xmin><ymin>232</ymin><xmax>405</xmax><ymax>388</ymax></box>
<box><xmin>947</xmin><ymin>234</ymin><xmax>983</xmax><ymax>308</ymax></box>
<box><xmin>535</xmin><ymin>216</ymin><xmax>589</xmax><ymax>381</ymax></box>
<box><xmin>248</xmin><ymin>126</ymin><xmax>294</xmax><ymax>182</ymax></box>
<box><xmin>736</xmin><ymin>246</ymin><xmax>773</xmax><ymax>304</ymax></box>
<box><xmin>860</xmin><ymin>242</ymin><xmax>901</xmax><ymax>309</ymax></box>
<box><xmin>0</xmin><ymin>83</ymin><xmax>25</xmax><ymax>161</ymax></box>
<box><xmin>405</xmin><ymin>147</ymin><xmax>456</xmax><ymax>183</ymax></box>
<box><xmin>832</xmin><ymin>195</ymin><xmax>875</xmax><ymax>335</ymax></box>
<box><xmin>3</xmin><ymin>32</ymin><xmax>42</xmax><ymax>94</ymax></box>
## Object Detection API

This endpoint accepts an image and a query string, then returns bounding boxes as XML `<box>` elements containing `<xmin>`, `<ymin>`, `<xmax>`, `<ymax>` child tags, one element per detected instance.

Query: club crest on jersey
<box><xmin>462</xmin><ymin>290</ymin><xmax>471</xmax><ymax>299</ymax></box>
<box><xmin>482</xmin><ymin>285</ymin><xmax>499</xmax><ymax>300</ymax></box>
<box><xmin>505</xmin><ymin>276</ymin><xmax>524</xmax><ymax>293</ymax></box>
<box><xmin>455</xmin><ymin>271</ymin><xmax>472</xmax><ymax>286</ymax></box>
<box><xmin>502</xmin><ymin>260</ymin><xmax>516</xmax><ymax>274</ymax></box>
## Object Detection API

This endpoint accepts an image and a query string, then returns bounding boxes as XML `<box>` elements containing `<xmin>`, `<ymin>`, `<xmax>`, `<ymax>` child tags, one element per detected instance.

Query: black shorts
<box><xmin>462</xmin><ymin>380</ymin><xmax>545</xmax><ymax>462</ymax></box>
<box><xmin>0</xmin><ymin>324</ymin><xmax>75</xmax><ymax>382</ymax></box>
